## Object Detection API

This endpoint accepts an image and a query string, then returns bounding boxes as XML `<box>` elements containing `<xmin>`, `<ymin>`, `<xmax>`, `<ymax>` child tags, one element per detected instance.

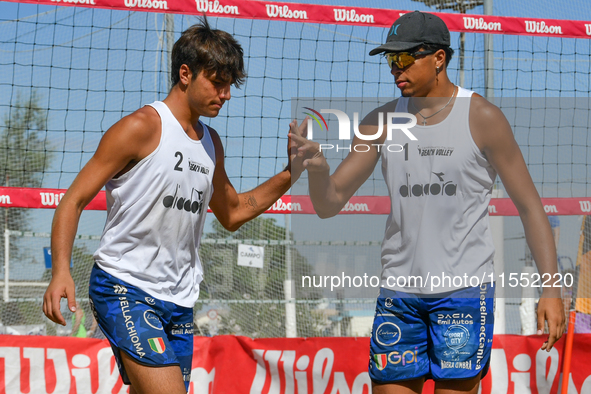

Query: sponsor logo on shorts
<box><xmin>441</xmin><ymin>360</ymin><xmax>472</xmax><ymax>370</ymax></box>
<box><xmin>374</xmin><ymin>354</ymin><xmax>388</xmax><ymax>370</ymax></box>
<box><xmin>374</xmin><ymin>322</ymin><xmax>401</xmax><ymax>346</ymax></box>
<box><xmin>143</xmin><ymin>310</ymin><xmax>164</xmax><ymax>330</ymax></box>
<box><xmin>113</xmin><ymin>284</ymin><xmax>127</xmax><ymax>294</ymax></box>
<box><xmin>444</xmin><ymin>325</ymin><xmax>470</xmax><ymax>349</ymax></box>
<box><xmin>148</xmin><ymin>337</ymin><xmax>166</xmax><ymax>354</ymax></box>
<box><xmin>119</xmin><ymin>296</ymin><xmax>145</xmax><ymax>358</ymax></box>
<box><xmin>145</xmin><ymin>297</ymin><xmax>156</xmax><ymax>305</ymax></box>
<box><xmin>436</xmin><ymin>313</ymin><xmax>473</xmax><ymax>325</ymax></box>
<box><xmin>172</xmin><ymin>322</ymin><xmax>194</xmax><ymax>335</ymax></box>
<box><xmin>388</xmin><ymin>348</ymin><xmax>419</xmax><ymax>366</ymax></box>
<box><xmin>476</xmin><ymin>283</ymin><xmax>489</xmax><ymax>370</ymax></box>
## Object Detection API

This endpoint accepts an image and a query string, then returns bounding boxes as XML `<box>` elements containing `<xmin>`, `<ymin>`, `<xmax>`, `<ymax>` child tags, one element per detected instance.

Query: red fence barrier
<box><xmin>1</xmin><ymin>334</ymin><xmax>590</xmax><ymax>393</ymax></box>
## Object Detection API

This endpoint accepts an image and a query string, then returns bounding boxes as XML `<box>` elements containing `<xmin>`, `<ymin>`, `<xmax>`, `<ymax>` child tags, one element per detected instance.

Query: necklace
<box><xmin>410</xmin><ymin>86</ymin><xmax>457</xmax><ymax>126</ymax></box>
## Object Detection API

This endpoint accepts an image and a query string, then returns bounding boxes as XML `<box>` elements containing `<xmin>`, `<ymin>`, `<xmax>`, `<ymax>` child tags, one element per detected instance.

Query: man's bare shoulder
<box><xmin>469</xmin><ymin>93</ymin><xmax>513</xmax><ymax>153</ymax></box>
<box><xmin>96</xmin><ymin>105</ymin><xmax>162</xmax><ymax>167</ymax></box>
<box><xmin>469</xmin><ymin>93</ymin><xmax>505</xmax><ymax>125</ymax></box>
<box><xmin>114</xmin><ymin>105</ymin><xmax>161</xmax><ymax>139</ymax></box>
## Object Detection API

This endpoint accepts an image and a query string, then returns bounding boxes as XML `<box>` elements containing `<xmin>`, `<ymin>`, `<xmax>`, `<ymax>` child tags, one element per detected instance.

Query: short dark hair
<box><xmin>171</xmin><ymin>17</ymin><xmax>246</xmax><ymax>88</ymax></box>
<box><xmin>423</xmin><ymin>44</ymin><xmax>454</xmax><ymax>67</ymax></box>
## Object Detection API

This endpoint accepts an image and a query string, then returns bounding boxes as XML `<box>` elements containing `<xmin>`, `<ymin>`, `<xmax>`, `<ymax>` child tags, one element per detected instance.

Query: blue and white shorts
<box><xmin>369</xmin><ymin>284</ymin><xmax>494</xmax><ymax>383</ymax></box>
<box><xmin>89</xmin><ymin>264</ymin><xmax>194</xmax><ymax>390</ymax></box>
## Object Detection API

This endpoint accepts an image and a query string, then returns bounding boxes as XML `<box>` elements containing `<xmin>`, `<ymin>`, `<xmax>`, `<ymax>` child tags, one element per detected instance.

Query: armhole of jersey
<box><xmin>463</xmin><ymin>90</ymin><xmax>490</xmax><ymax>162</ymax></box>
<box><xmin>199</xmin><ymin>121</ymin><xmax>217</xmax><ymax>165</ymax></box>
<box><xmin>112</xmin><ymin>103</ymin><xmax>165</xmax><ymax>182</ymax></box>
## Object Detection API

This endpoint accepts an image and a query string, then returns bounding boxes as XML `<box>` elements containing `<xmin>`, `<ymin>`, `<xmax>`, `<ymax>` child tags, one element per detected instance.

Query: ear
<box><xmin>435</xmin><ymin>49</ymin><xmax>446</xmax><ymax>71</ymax></box>
<box><xmin>179</xmin><ymin>64</ymin><xmax>193</xmax><ymax>86</ymax></box>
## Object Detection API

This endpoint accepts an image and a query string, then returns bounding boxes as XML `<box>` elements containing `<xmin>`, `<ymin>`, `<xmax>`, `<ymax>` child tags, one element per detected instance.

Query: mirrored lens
<box><xmin>386</xmin><ymin>52</ymin><xmax>415</xmax><ymax>70</ymax></box>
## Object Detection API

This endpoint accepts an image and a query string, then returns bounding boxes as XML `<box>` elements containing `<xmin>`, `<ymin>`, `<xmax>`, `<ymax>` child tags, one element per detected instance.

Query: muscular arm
<box><xmin>43</xmin><ymin>107</ymin><xmax>160</xmax><ymax>325</ymax></box>
<box><xmin>470</xmin><ymin>96</ymin><xmax>565</xmax><ymax>349</ymax></box>
<box><xmin>208</xmin><ymin>126</ymin><xmax>294</xmax><ymax>232</ymax></box>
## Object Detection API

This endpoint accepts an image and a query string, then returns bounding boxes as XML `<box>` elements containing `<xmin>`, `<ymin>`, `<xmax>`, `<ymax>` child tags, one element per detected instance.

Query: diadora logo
<box><xmin>524</xmin><ymin>20</ymin><xmax>563</xmax><ymax>34</ymax></box>
<box><xmin>580</xmin><ymin>200</ymin><xmax>591</xmax><ymax>213</ymax></box>
<box><xmin>333</xmin><ymin>9</ymin><xmax>374</xmax><ymax>24</ymax></box>
<box><xmin>265</xmin><ymin>4</ymin><xmax>308</xmax><ymax>19</ymax></box>
<box><xmin>113</xmin><ymin>284</ymin><xmax>127</xmax><ymax>294</ymax></box>
<box><xmin>399</xmin><ymin>172</ymin><xmax>457</xmax><ymax>198</ymax></box>
<box><xmin>195</xmin><ymin>0</ymin><xmax>239</xmax><ymax>15</ymax></box>
<box><xmin>163</xmin><ymin>185</ymin><xmax>205</xmax><ymax>215</ymax></box>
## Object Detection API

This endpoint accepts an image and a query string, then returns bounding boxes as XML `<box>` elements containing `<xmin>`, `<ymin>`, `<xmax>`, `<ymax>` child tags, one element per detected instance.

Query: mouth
<box><xmin>396</xmin><ymin>80</ymin><xmax>408</xmax><ymax>89</ymax></box>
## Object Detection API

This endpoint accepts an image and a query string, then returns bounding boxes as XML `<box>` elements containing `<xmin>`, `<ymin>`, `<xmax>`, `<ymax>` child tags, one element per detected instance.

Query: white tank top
<box><xmin>380</xmin><ymin>87</ymin><xmax>496</xmax><ymax>294</ymax></box>
<box><xmin>94</xmin><ymin>101</ymin><xmax>215</xmax><ymax>307</ymax></box>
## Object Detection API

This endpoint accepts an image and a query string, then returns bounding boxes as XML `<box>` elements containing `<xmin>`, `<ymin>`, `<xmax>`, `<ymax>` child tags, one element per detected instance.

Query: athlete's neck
<box><xmin>410</xmin><ymin>82</ymin><xmax>457</xmax><ymax>111</ymax></box>
<box><xmin>163</xmin><ymin>87</ymin><xmax>204</xmax><ymax>141</ymax></box>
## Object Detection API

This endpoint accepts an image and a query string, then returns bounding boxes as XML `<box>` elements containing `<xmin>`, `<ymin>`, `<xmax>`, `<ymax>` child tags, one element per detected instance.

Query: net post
<box><xmin>284</xmin><ymin>213</ymin><xmax>297</xmax><ymax>338</ymax></box>
<box><xmin>491</xmin><ymin>188</ymin><xmax>505</xmax><ymax>334</ymax></box>
<box><xmin>3</xmin><ymin>228</ymin><xmax>9</xmax><ymax>302</ymax></box>
<box><xmin>165</xmin><ymin>14</ymin><xmax>174</xmax><ymax>92</ymax></box>
<box><xmin>484</xmin><ymin>0</ymin><xmax>494</xmax><ymax>99</ymax></box>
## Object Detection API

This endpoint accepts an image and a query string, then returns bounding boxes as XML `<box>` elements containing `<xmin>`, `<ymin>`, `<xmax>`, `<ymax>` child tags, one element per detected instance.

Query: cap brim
<box><xmin>369</xmin><ymin>41</ymin><xmax>424</xmax><ymax>56</ymax></box>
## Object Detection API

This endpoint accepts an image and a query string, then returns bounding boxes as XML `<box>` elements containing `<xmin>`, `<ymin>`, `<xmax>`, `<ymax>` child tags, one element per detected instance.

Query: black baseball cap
<box><xmin>369</xmin><ymin>11</ymin><xmax>450</xmax><ymax>56</ymax></box>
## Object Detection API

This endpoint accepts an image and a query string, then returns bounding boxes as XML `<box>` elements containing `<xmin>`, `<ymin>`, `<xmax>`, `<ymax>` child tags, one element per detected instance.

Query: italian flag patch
<box><xmin>148</xmin><ymin>337</ymin><xmax>166</xmax><ymax>354</ymax></box>
<box><xmin>374</xmin><ymin>354</ymin><xmax>388</xmax><ymax>371</ymax></box>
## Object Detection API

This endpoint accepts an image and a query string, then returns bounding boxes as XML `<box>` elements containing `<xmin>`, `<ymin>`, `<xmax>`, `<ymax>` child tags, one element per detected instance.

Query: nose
<box><xmin>391</xmin><ymin>65</ymin><xmax>403</xmax><ymax>77</ymax></box>
<box><xmin>220</xmin><ymin>84</ymin><xmax>231</xmax><ymax>101</ymax></box>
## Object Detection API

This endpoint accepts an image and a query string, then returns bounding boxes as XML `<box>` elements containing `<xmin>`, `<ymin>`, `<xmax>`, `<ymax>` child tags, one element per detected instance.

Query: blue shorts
<box><xmin>369</xmin><ymin>284</ymin><xmax>494</xmax><ymax>383</ymax></box>
<box><xmin>89</xmin><ymin>265</ymin><xmax>194</xmax><ymax>390</ymax></box>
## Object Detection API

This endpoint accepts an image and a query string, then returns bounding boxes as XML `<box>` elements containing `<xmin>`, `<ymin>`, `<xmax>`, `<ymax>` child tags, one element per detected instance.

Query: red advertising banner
<box><xmin>4</xmin><ymin>0</ymin><xmax>591</xmax><ymax>39</ymax></box>
<box><xmin>1</xmin><ymin>334</ymin><xmax>591</xmax><ymax>393</ymax></box>
<box><xmin>0</xmin><ymin>187</ymin><xmax>590</xmax><ymax>216</ymax></box>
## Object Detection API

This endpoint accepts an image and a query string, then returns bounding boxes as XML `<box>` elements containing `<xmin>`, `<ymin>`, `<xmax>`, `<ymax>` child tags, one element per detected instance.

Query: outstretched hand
<box><xmin>288</xmin><ymin>117</ymin><xmax>330</xmax><ymax>175</ymax></box>
<box><xmin>537</xmin><ymin>295</ymin><xmax>566</xmax><ymax>351</ymax></box>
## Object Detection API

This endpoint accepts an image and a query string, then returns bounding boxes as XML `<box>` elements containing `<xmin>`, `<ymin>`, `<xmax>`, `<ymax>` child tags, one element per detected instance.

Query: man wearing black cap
<box><xmin>291</xmin><ymin>10</ymin><xmax>565</xmax><ymax>394</ymax></box>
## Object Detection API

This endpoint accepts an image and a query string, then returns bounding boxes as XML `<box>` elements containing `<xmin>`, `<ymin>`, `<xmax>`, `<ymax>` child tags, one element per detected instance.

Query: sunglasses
<box><xmin>385</xmin><ymin>50</ymin><xmax>436</xmax><ymax>70</ymax></box>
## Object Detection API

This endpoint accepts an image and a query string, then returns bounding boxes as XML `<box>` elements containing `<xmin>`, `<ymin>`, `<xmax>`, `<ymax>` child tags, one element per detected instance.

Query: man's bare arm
<box><xmin>43</xmin><ymin>108</ymin><xmax>160</xmax><ymax>325</ymax></box>
<box><xmin>471</xmin><ymin>96</ymin><xmax>566</xmax><ymax>350</ymax></box>
<box><xmin>208</xmin><ymin>120</ymin><xmax>304</xmax><ymax>231</ymax></box>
